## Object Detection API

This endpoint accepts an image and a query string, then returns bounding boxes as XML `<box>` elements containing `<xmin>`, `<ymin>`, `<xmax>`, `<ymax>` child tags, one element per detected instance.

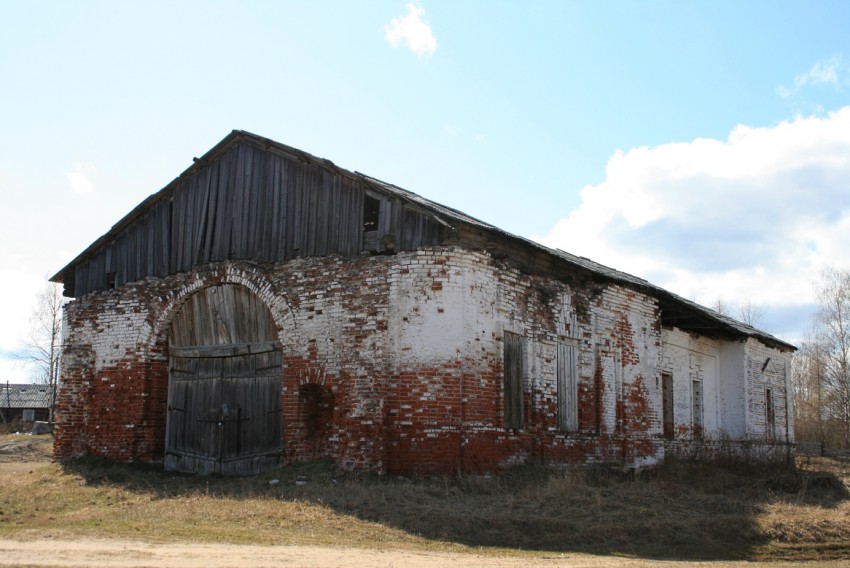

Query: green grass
<box><xmin>1</xmin><ymin>435</ymin><xmax>849</xmax><ymax>562</ymax></box>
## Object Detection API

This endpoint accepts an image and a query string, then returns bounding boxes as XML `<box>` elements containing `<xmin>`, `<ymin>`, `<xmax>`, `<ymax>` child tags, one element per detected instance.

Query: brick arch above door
<box><xmin>140</xmin><ymin>261</ymin><xmax>297</xmax><ymax>357</ymax></box>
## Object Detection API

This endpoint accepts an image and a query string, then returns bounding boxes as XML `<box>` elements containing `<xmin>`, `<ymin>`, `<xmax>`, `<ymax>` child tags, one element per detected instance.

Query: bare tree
<box><xmin>20</xmin><ymin>281</ymin><xmax>66</xmax><ymax>421</ymax></box>
<box><xmin>794</xmin><ymin>268</ymin><xmax>850</xmax><ymax>448</ymax></box>
<box><xmin>711</xmin><ymin>297</ymin><xmax>766</xmax><ymax>330</ymax></box>
<box><xmin>793</xmin><ymin>338</ymin><xmax>829</xmax><ymax>444</ymax></box>
<box><xmin>712</xmin><ymin>297</ymin><xmax>730</xmax><ymax>317</ymax></box>
<box><xmin>737</xmin><ymin>298</ymin><xmax>765</xmax><ymax>328</ymax></box>
<box><xmin>813</xmin><ymin>268</ymin><xmax>850</xmax><ymax>447</ymax></box>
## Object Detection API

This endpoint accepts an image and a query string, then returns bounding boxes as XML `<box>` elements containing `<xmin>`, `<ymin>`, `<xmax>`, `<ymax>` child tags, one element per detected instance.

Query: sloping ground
<box><xmin>0</xmin><ymin>433</ymin><xmax>52</xmax><ymax>463</ymax></box>
<box><xmin>0</xmin><ymin>434</ymin><xmax>848</xmax><ymax>566</ymax></box>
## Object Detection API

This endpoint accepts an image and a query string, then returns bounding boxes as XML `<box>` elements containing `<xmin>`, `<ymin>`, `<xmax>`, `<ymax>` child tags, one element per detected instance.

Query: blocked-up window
<box><xmin>299</xmin><ymin>383</ymin><xmax>334</xmax><ymax>438</ymax></box>
<box><xmin>22</xmin><ymin>409</ymin><xmax>35</xmax><ymax>422</ymax></box>
<box><xmin>661</xmin><ymin>372</ymin><xmax>674</xmax><ymax>439</ymax></box>
<box><xmin>557</xmin><ymin>343</ymin><xmax>578</xmax><ymax>432</ymax></box>
<box><xmin>503</xmin><ymin>332</ymin><xmax>524</xmax><ymax>430</ymax></box>
<box><xmin>691</xmin><ymin>379</ymin><xmax>703</xmax><ymax>438</ymax></box>
<box><xmin>765</xmin><ymin>388</ymin><xmax>775</xmax><ymax>441</ymax></box>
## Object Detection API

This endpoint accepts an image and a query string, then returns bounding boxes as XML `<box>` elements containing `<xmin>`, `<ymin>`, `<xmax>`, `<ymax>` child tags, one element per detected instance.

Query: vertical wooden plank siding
<box><xmin>170</xmin><ymin>179</ymin><xmax>182</xmax><ymax>272</ymax></box>
<box><xmin>248</xmin><ymin>148</ymin><xmax>262</xmax><ymax>260</ymax></box>
<box><xmin>503</xmin><ymin>332</ymin><xmax>524</xmax><ymax>430</ymax></box>
<box><xmin>556</xmin><ymin>343</ymin><xmax>578</xmax><ymax>432</ymax></box>
<box><xmin>70</xmin><ymin>140</ymin><xmax>446</xmax><ymax>296</ymax></box>
<box><xmin>211</xmin><ymin>154</ymin><xmax>228</xmax><ymax>262</ymax></box>
<box><xmin>192</xmin><ymin>168</ymin><xmax>208</xmax><ymax>265</ymax></box>
<box><xmin>308</xmin><ymin>162</ymin><xmax>318</xmax><ymax>255</ymax></box>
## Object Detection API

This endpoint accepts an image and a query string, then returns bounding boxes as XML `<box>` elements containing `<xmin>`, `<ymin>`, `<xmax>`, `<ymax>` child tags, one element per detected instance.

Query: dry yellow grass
<box><xmin>1</xmin><ymin>434</ymin><xmax>848</xmax><ymax>562</ymax></box>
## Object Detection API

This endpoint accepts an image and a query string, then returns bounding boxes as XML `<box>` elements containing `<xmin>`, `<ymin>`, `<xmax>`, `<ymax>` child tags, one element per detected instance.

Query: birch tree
<box><xmin>21</xmin><ymin>281</ymin><xmax>66</xmax><ymax>421</ymax></box>
<box><xmin>795</xmin><ymin>268</ymin><xmax>850</xmax><ymax>447</ymax></box>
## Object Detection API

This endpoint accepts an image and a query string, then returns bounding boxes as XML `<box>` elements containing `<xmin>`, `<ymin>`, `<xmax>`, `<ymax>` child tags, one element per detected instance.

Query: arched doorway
<box><xmin>164</xmin><ymin>284</ymin><xmax>283</xmax><ymax>475</ymax></box>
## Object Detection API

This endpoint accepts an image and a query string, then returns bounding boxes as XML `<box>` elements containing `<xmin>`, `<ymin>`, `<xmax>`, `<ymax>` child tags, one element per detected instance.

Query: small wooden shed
<box><xmin>0</xmin><ymin>383</ymin><xmax>52</xmax><ymax>424</ymax></box>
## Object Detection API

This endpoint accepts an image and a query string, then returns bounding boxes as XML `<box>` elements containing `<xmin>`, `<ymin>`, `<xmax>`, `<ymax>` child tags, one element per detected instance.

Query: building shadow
<box><xmin>61</xmin><ymin>456</ymin><xmax>849</xmax><ymax>562</ymax></box>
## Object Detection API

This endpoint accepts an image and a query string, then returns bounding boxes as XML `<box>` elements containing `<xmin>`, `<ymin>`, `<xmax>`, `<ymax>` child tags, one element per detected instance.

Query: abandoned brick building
<box><xmin>51</xmin><ymin>130</ymin><xmax>796</xmax><ymax>475</ymax></box>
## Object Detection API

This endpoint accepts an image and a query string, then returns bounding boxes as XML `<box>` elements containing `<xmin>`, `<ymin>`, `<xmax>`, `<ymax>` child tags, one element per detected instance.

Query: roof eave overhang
<box><xmin>50</xmin><ymin>130</ymin><xmax>255</xmax><ymax>286</ymax></box>
<box><xmin>50</xmin><ymin>130</ymin><xmax>798</xmax><ymax>353</ymax></box>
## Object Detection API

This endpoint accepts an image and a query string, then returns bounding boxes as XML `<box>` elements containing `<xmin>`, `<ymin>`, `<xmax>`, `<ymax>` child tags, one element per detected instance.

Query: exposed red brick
<box><xmin>54</xmin><ymin>249</ymin><xmax>792</xmax><ymax>476</ymax></box>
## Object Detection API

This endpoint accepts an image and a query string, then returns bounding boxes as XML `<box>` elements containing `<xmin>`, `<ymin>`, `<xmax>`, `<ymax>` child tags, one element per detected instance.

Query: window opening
<box><xmin>363</xmin><ymin>195</ymin><xmax>380</xmax><ymax>232</ymax></box>
<box><xmin>662</xmin><ymin>372</ymin><xmax>674</xmax><ymax>439</ymax></box>
<box><xmin>299</xmin><ymin>383</ymin><xmax>334</xmax><ymax>438</ymax></box>
<box><xmin>691</xmin><ymin>379</ymin><xmax>703</xmax><ymax>439</ymax></box>
<box><xmin>765</xmin><ymin>388</ymin><xmax>775</xmax><ymax>442</ymax></box>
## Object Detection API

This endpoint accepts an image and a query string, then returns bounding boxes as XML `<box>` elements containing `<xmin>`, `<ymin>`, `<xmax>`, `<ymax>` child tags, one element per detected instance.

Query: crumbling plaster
<box><xmin>56</xmin><ymin>246</ymin><xmax>792</xmax><ymax>474</ymax></box>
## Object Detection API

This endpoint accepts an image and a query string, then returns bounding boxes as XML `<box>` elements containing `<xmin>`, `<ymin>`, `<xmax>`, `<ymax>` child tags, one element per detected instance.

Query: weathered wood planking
<box><xmin>165</xmin><ymin>284</ymin><xmax>283</xmax><ymax>476</ymax></box>
<box><xmin>556</xmin><ymin>343</ymin><xmax>578</xmax><ymax>432</ymax></box>
<box><xmin>503</xmin><ymin>332</ymin><xmax>524</xmax><ymax>430</ymax></box>
<box><xmin>662</xmin><ymin>372</ymin><xmax>674</xmax><ymax>439</ymax></box>
<box><xmin>71</xmin><ymin>139</ymin><xmax>447</xmax><ymax>296</ymax></box>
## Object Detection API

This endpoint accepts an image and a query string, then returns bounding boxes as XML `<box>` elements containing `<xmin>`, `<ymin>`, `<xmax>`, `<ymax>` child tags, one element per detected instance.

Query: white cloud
<box><xmin>537</xmin><ymin>107</ymin><xmax>850</xmax><ymax>339</ymax></box>
<box><xmin>0</xmin><ymin>357</ymin><xmax>30</xmax><ymax>385</ymax></box>
<box><xmin>776</xmin><ymin>85</ymin><xmax>793</xmax><ymax>98</ymax></box>
<box><xmin>0</xmin><ymin>245</ymin><xmax>73</xmax><ymax>383</ymax></box>
<box><xmin>795</xmin><ymin>55</ymin><xmax>842</xmax><ymax>88</ymax></box>
<box><xmin>779</xmin><ymin>55</ymin><xmax>844</xmax><ymax>97</ymax></box>
<box><xmin>0</xmin><ymin>264</ymin><xmax>44</xmax><ymax>383</ymax></box>
<box><xmin>385</xmin><ymin>2</ymin><xmax>437</xmax><ymax>57</ymax></box>
<box><xmin>67</xmin><ymin>163</ymin><xmax>95</xmax><ymax>193</ymax></box>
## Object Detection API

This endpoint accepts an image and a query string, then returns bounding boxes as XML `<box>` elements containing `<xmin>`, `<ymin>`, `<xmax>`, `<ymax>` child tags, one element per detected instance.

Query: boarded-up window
<box><xmin>22</xmin><ymin>409</ymin><xmax>35</xmax><ymax>422</ymax></box>
<box><xmin>691</xmin><ymin>379</ymin><xmax>703</xmax><ymax>439</ymax></box>
<box><xmin>661</xmin><ymin>372</ymin><xmax>674</xmax><ymax>439</ymax></box>
<box><xmin>503</xmin><ymin>332</ymin><xmax>524</xmax><ymax>430</ymax></box>
<box><xmin>765</xmin><ymin>388</ymin><xmax>775</xmax><ymax>441</ymax></box>
<box><xmin>557</xmin><ymin>343</ymin><xmax>578</xmax><ymax>432</ymax></box>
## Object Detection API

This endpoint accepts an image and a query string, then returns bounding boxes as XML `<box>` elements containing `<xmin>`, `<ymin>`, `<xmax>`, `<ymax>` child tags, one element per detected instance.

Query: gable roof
<box><xmin>0</xmin><ymin>384</ymin><xmax>53</xmax><ymax>409</ymax></box>
<box><xmin>51</xmin><ymin>130</ymin><xmax>796</xmax><ymax>352</ymax></box>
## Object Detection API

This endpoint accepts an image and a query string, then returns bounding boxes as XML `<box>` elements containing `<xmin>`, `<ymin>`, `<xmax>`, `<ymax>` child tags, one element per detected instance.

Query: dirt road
<box><xmin>0</xmin><ymin>436</ymin><xmax>844</xmax><ymax>567</ymax></box>
<box><xmin>0</xmin><ymin>538</ymin><xmax>845</xmax><ymax>568</ymax></box>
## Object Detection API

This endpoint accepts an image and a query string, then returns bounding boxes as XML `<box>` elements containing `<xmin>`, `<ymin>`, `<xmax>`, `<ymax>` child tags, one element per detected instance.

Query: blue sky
<box><xmin>2</xmin><ymin>1</ymin><xmax>850</xmax><ymax>382</ymax></box>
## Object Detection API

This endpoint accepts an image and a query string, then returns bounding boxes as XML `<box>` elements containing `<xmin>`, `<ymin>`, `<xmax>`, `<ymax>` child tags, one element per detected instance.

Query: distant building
<box><xmin>51</xmin><ymin>131</ymin><xmax>796</xmax><ymax>476</ymax></box>
<box><xmin>0</xmin><ymin>383</ymin><xmax>53</xmax><ymax>423</ymax></box>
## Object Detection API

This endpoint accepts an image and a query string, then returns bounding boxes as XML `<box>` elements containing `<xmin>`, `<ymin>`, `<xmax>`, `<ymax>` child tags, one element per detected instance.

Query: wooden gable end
<box><xmin>66</xmin><ymin>137</ymin><xmax>445</xmax><ymax>297</ymax></box>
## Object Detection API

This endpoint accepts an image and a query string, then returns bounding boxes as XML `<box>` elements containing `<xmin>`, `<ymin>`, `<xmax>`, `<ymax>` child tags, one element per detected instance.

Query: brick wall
<box><xmin>55</xmin><ymin>247</ymin><xmax>785</xmax><ymax>475</ymax></box>
<box><xmin>661</xmin><ymin>329</ymin><xmax>723</xmax><ymax>440</ymax></box>
<box><xmin>659</xmin><ymin>329</ymin><xmax>794</xmax><ymax>458</ymax></box>
<box><xmin>745</xmin><ymin>338</ymin><xmax>794</xmax><ymax>443</ymax></box>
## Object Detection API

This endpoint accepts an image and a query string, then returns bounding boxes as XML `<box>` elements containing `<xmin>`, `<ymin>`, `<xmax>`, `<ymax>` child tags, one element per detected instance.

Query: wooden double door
<box><xmin>164</xmin><ymin>285</ymin><xmax>283</xmax><ymax>475</ymax></box>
